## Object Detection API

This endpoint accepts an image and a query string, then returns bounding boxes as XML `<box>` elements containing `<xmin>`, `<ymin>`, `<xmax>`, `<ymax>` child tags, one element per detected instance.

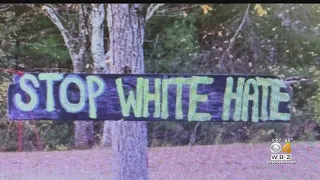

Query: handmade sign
<box><xmin>8</xmin><ymin>73</ymin><xmax>291</xmax><ymax>122</ymax></box>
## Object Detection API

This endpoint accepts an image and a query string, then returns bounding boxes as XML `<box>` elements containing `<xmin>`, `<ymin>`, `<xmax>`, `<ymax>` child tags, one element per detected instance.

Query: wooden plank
<box><xmin>7</xmin><ymin>73</ymin><xmax>291</xmax><ymax>122</ymax></box>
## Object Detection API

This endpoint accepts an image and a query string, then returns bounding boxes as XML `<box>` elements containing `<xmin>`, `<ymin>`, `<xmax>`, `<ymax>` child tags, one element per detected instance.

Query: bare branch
<box><xmin>154</xmin><ymin>4</ymin><xmax>200</xmax><ymax>16</ymax></box>
<box><xmin>218</xmin><ymin>4</ymin><xmax>251</xmax><ymax>72</ymax></box>
<box><xmin>284</xmin><ymin>76</ymin><xmax>312</xmax><ymax>85</ymax></box>
<box><xmin>78</xmin><ymin>4</ymin><xmax>88</xmax><ymax>57</ymax></box>
<box><xmin>0</xmin><ymin>4</ymin><xmax>13</xmax><ymax>12</ymax></box>
<box><xmin>146</xmin><ymin>4</ymin><xmax>155</xmax><ymax>13</ymax></box>
<box><xmin>81</xmin><ymin>4</ymin><xmax>92</xmax><ymax>39</ymax></box>
<box><xmin>188</xmin><ymin>122</ymin><xmax>200</xmax><ymax>152</ymax></box>
<box><xmin>20</xmin><ymin>42</ymin><xmax>65</xmax><ymax>47</ymax></box>
<box><xmin>41</xmin><ymin>5</ymin><xmax>72</xmax><ymax>50</ymax></box>
<box><xmin>228</xmin><ymin>5</ymin><xmax>251</xmax><ymax>49</ymax></box>
<box><xmin>46</xmin><ymin>4</ymin><xmax>68</xmax><ymax>24</ymax></box>
<box><xmin>30</xmin><ymin>67</ymin><xmax>73</xmax><ymax>72</ymax></box>
<box><xmin>146</xmin><ymin>4</ymin><xmax>165</xmax><ymax>21</ymax></box>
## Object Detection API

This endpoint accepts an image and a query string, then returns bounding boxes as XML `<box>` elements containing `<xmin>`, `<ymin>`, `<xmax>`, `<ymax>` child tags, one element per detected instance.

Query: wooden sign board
<box><xmin>7</xmin><ymin>73</ymin><xmax>291</xmax><ymax>122</ymax></box>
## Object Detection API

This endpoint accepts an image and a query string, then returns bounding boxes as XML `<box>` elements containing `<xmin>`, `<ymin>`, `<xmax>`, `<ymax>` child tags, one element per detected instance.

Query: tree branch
<box><xmin>81</xmin><ymin>4</ymin><xmax>92</xmax><ymax>40</ymax></box>
<box><xmin>188</xmin><ymin>122</ymin><xmax>200</xmax><ymax>152</ymax></box>
<box><xmin>41</xmin><ymin>5</ymin><xmax>72</xmax><ymax>50</ymax></box>
<box><xmin>20</xmin><ymin>42</ymin><xmax>65</xmax><ymax>47</ymax></box>
<box><xmin>228</xmin><ymin>4</ymin><xmax>251</xmax><ymax>50</ymax></box>
<box><xmin>0</xmin><ymin>4</ymin><xmax>13</xmax><ymax>12</ymax></box>
<box><xmin>146</xmin><ymin>4</ymin><xmax>165</xmax><ymax>21</ymax></box>
<box><xmin>153</xmin><ymin>4</ymin><xmax>200</xmax><ymax>16</ymax></box>
<box><xmin>91</xmin><ymin>4</ymin><xmax>108</xmax><ymax>73</ymax></box>
<box><xmin>218</xmin><ymin>4</ymin><xmax>251</xmax><ymax>72</ymax></box>
<box><xmin>78</xmin><ymin>4</ymin><xmax>88</xmax><ymax>58</ymax></box>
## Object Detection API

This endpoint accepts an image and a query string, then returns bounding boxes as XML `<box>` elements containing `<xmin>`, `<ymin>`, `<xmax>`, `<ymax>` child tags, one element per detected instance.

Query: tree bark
<box><xmin>42</xmin><ymin>4</ymin><xmax>94</xmax><ymax>149</ymax></box>
<box><xmin>107</xmin><ymin>4</ymin><xmax>148</xmax><ymax>180</ymax></box>
<box><xmin>90</xmin><ymin>4</ymin><xmax>112</xmax><ymax>147</ymax></box>
<box><xmin>102</xmin><ymin>122</ymin><xmax>112</xmax><ymax>146</ymax></box>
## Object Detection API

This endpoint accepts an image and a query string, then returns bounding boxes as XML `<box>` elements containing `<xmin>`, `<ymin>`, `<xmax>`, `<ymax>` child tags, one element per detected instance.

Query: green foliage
<box><xmin>1</xmin><ymin>4</ymin><xmax>320</xmax><ymax>151</ymax></box>
<box><xmin>311</xmin><ymin>71</ymin><xmax>320</xmax><ymax>124</ymax></box>
<box><xmin>145</xmin><ymin>4</ymin><xmax>320</xmax><ymax>147</ymax></box>
<box><xmin>19</xmin><ymin>34</ymin><xmax>70</xmax><ymax>67</ymax></box>
<box><xmin>0</xmin><ymin>76</ymin><xmax>16</xmax><ymax>151</ymax></box>
<box><xmin>145</xmin><ymin>12</ymin><xmax>200</xmax><ymax>73</ymax></box>
<box><xmin>17</xmin><ymin>12</ymin><xmax>71</xmax><ymax>68</ymax></box>
<box><xmin>0</xmin><ymin>6</ymin><xmax>73</xmax><ymax>151</ymax></box>
<box><xmin>0</xmin><ymin>6</ymin><xmax>71</xmax><ymax>70</ymax></box>
<box><xmin>40</xmin><ymin>122</ymin><xmax>74</xmax><ymax>151</ymax></box>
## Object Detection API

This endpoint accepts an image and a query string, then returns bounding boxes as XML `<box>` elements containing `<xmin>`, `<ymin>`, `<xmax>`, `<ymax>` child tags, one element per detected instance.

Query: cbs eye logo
<box><xmin>270</xmin><ymin>142</ymin><xmax>282</xmax><ymax>153</ymax></box>
<box><xmin>270</xmin><ymin>142</ymin><xmax>291</xmax><ymax>154</ymax></box>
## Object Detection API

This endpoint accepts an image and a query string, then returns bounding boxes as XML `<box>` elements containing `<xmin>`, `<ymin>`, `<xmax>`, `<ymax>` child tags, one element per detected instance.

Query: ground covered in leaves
<box><xmin>0</xmin><ymin>142</ymin><xmax>319</xmax><ymax>180</ymax></box>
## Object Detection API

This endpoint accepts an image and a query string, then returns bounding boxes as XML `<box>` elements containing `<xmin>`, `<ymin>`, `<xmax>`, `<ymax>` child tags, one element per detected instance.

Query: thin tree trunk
<box><xmin>90</xmin><ymin>4</ymin><xmax>112</xmax><ymax>147</ymax></box>
<box><xmin>42</xmin><ymin>4</ymin><xmax>94</xmax><ymax>149</ymax></box>
<box><xmin>73</xmin><ymin>51</ymin><xmax>94</xmax><ymax>149</ymax></box>
<box><xmin>72</xmin><ymin>6</ymin><xmax>94</xmax><ymax>149</ymax></box>
<box><xmin>102</xmin><ymin>122</ymin><xmax>112</xmax><ymax>146</ymax></box>
<box><xmin>188</xmin><ymin>122</ymin><xmax>200</xmax><ymax>152</ymax></box>
<box><xmin>107</xmin><ymin>4</ymin><xmax>148</xmax><ymax>180</ymax></box>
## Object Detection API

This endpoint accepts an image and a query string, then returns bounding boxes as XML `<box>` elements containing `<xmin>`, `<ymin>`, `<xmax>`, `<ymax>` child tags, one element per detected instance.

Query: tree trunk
<box><xmin>42</xmin><ymin>4</ymin><xmax>94</xmax><ymax>149</ymax></box>
<box><xmin>71</xmin><ymin>50</ymin><xmax>95</xmax><ymax>149</ymax></box>
<box><xmin>90</xmin><ymin>4</ymin><xmax>112</xmax><ymax>147</ymax></box>
<box><xmin>102</xmin><ymin>122</ymin><xmax>112</xmax><ymax>146</ymax></box>
<box><xmin>107</xmin><ymin>4</ymin><xmax>148</xmax><ymax>180</ymax></box>
<box><xmin>71</xmin><ymin>6</ymin><xmax>94</xmax><ymax>149</ymax></box>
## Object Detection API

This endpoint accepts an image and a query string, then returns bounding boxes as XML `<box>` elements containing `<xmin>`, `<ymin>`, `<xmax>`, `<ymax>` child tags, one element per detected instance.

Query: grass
<box><xmin>0</xmin><ymin>141</ymin><xmax>319</xmax><ymax>180</ymax></box>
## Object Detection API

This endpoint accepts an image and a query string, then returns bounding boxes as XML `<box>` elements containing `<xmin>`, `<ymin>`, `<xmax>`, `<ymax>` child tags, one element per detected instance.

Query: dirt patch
<box><xmin>0</xmin><ymin>142</ymin><xmax>319</xmax><ymax>180</ymax></box>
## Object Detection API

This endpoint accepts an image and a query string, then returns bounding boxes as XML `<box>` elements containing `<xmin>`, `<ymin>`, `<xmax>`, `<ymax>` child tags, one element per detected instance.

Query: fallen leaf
<box><xmin>201</xmin><ymin>5</ymin><xmax>213</xmax><ymax>15</ymax></box>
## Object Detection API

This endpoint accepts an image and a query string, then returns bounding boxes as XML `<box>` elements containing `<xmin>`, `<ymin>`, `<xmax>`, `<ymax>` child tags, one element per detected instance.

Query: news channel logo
<box><xmin>267</xmin><ymin>139</ymin><xmax>297</xmax><ymax>164</ymax></box>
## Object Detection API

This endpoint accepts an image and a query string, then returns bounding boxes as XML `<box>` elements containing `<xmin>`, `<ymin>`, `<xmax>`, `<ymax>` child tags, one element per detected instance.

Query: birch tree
<box><xmin>90</xmin><ymin>3</ymin><xmax>154</xmax><ymax>179</ymax></box>
<box><xmin>90</xmin><ymin>4</ymin><xmax>112</xmax><ymax>146</ymax></box>
<box><xmin>39</xmin><ymin>4</ymin><xmax>94</xmax><ymax>149</ymax></box>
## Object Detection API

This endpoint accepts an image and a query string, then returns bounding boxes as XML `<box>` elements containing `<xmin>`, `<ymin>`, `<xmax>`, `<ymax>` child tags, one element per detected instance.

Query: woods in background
<box><xmin>0</xmin><ymin>4</ymin><xmax>320</xmax><ymax>152</ymax></box>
